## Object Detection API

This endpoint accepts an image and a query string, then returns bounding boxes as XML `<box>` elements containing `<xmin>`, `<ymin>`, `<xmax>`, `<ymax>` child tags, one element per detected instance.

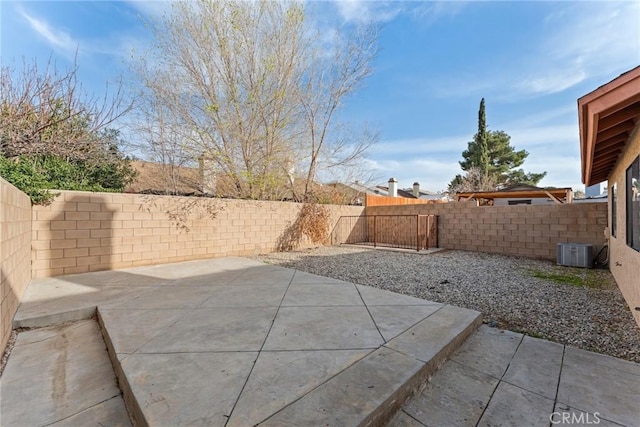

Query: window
<box><xmin>508</xmin><ymin>200</ymin><xmax>532</xmax><ymax>205</ymax></box>
<box><xmin>626</xmin><ymin>156</ymin><xmax>640</xmax><ymax>251</ymax></box>
<box><xmin>611</xmin><ymin>183</ymin><xmax>617</xmax><ymax>238</ymax></box>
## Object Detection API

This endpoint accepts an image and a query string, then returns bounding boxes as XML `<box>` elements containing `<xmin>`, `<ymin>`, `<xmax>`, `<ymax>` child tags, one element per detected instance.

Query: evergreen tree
<box><xmin>452</xmin><ymin>99</ymin><xmax>546</xmax><ymax>191</ymax></box>
<box><xmin>478</xmin><ymin>98</ymin><xmax>489</xmax><ymax>175</ymax></box>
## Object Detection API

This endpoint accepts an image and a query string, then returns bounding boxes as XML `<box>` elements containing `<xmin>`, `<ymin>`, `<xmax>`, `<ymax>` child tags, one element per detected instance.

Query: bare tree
<box><xmin>132</xmin><ymin>93</ymin><xmax>199</xmax><ymax>194</ymax></box>
<box><xmin>294</xmin><ymin>24</ymin><xmax>378</xmax><ymax>201</ymax></box>
<box><xmin>0</xmin><ymin>57</ymin><xmax>133</xmax><ymax>164</ymax></box>
<box><xmin>447</xmin><ymin>166</ymin><xmax>499</xmax><ymax>200</ymax></box>
<box><xmin>133</xmin><ymin>0</ymin><xmax>378</xmax><ymax>202</ymax></box>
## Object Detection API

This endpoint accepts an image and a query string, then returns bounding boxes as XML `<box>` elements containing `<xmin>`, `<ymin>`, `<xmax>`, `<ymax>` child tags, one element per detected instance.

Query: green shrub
<box><xmin>0</xmin><ymin>153</ymin><xmax>136</xmax><ymax>205</ymax></box>
<box><xmin>0</xmin><ymin>155</ymin><xmax>57</xmax><ymax>204</ymax></box>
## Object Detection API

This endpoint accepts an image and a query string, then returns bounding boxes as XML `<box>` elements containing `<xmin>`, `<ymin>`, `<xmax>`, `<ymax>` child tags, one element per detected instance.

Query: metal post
<box><xmin>422</xmin><ymin>215</ymin><xmax>426</xmax><ymax>250</ymax></box>
<box><xmin>426</xmin><ymin>215</ymin><xmax>430</xmax><ymax>249</ymax></box>
<box><xmin>416</xmin><ymin>215</ymin><xmax>420</xmax><ymax>251</ymax></box>
<box><xmin>373</xmin><ymin>215</ymin><xmax>377</xmax><ymax>248</ymax></box>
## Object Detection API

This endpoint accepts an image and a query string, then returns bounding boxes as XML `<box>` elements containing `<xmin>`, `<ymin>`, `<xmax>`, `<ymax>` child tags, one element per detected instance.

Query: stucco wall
<box><xmin>366</xmin><ymin>201</ymin><xmax>607</xmax><ymax>260</ymax></box>
<box><xmin>0</xmin><ymin>178</ymin><xmax>32</xmax><ymax>352</ymax></box>
<box><xmin>31</xmin><ymin>191</ymin><xmax>364</xmax><ymax>278</ymax></box>
<box><xmin>608</xmin><ymin>123</ymin><xmax>640</xmax><ymax>327</ymax></box>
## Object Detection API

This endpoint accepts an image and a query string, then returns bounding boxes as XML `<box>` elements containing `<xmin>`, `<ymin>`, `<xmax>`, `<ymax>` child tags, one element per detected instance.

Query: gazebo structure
<box><xmin>456</xmin><ymin>184</ymin><xmax>574</xmax><ymax>205</ymax></box>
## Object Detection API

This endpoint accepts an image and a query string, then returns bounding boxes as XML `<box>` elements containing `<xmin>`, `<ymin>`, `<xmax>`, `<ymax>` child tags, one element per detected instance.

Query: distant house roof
<box><xmin>127</xmin><ymin>160</ymin><xmax>334</xmax><ymax>202</ymax></box>
<box><xmin>321</xmin><ymin>183</ymin><xmax>366</xmax><ymax>205</ymax></box>
<box><xmin>327</xmin><ymin>181</ymin><xmax>381</xmax><ymax>196</ymax></box>
<box><xmin>328</xmin><ymin>180</ymin><xmax>447</xmax><ymax>199</ymax></box>
<box><xmin>375</xmin><ymin>186</ymin><xmax>417</xmax><ymax>199</ymax></box>
<box><xmin>399</xmin><ymin>188</ymin><xmax>447</xmax><ymax>200</ymax></box>
<box><xmin>578</xmin><ymin>66</ymin><xmax>640</xmax><ymax>186</ymax></box>
<box><xmin>456</xmin><ymin>184</ymin><xmax>574</xmax><ymax>204</ymax></box>
<box><xmin>125</xmin><ymin>161</ymin><xmax>202</xmax><ymax>195</ymax></box>
<box><xmin>326</xmin><ymin>182</ymin><xmax>418</xmax><ymax>198</ymax></box>
<box><xmin>401</xmin><ymin>188</ymin><xmax>433</xmax><ymax>196</ymax></box>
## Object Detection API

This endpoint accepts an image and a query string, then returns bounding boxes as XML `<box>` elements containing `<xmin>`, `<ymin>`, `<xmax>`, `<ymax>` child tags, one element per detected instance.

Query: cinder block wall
<box><xmin>31</xmin><ymin>191</ymin><xmax>364</xmax><ymax>278</ymax></box>
<box><xmin>28</xmin><ymin>191</ymin><xmax>609</xmax><ymax>277</ymax></box>
<box><xmin>0</xmin><ymin>178</ymin><xmax>32</xmax><ymax>352</ymax></box>
<box><xmin>366</xmin><ymin>202</ymin><xmax>607</xmax><ymax>259</ymax></box>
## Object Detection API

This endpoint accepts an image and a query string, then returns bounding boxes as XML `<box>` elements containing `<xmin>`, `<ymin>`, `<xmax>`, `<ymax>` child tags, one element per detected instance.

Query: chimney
<box><xmin>284</xmin><ymin>158</ymin><xmax>295</xmax><ymax>183</ymax></box>
<box><xmin>413</xmin><ymin>182</ymin><xmax>420</xmax><ymax>198</ymax></box>
<box><xmin>388</xmin><ymin>177</ymin><xmax>398</xmax><ymax>197</ymax></box>
<box><xmin>199</xmin><ymin>154</ymin><xmax>217</xmax><ymax>195</ymax></box>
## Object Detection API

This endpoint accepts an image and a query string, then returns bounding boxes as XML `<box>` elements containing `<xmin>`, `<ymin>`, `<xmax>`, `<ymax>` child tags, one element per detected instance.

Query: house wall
<box><xmin>607</xmin><ymin>124</ymin><xmax>640</xmax><ymax>327</ymax></box>
<box><xmin>31</xmin><ymin>191</ymin><xmax>364</xmax><ymax>278</ymax></box>
<box><xmin>0</xmin><ymin>178</ymin><xmax>32</xmax><ymax>352</ymax></box>
<box><xmin>494</xmin><ymin>198</ymin><xmax>558</xmax><ymax>206</ymax></box>
<box><xmin>366</xmin><ymin>202</ymin><xmax>607</xmax><ymax>260</ymax></box>
<box><xmin>586</xmin><ymin>183</ymin><xmax>606</xmax><ymax>198</ymax></box>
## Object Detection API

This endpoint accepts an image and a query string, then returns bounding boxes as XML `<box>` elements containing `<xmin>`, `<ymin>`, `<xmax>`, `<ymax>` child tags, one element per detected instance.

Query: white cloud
<box><xmin>509</xmin><ymin>122</ymin><xmax>583</xmax><ymax>189</ymax></box>
<box><xmin>363</xmin><ymin>158</ymin><xmax>401</xmax><ymax>174</ymax></box>
<box><xmin>364</xmin><ymin>155</ymin><xmax>463</xmax><ymax>193</ymax></box>
<box><xmin>501</xmin><ymin>105</ymin><xmax>576</xmax><ymax>129</ymax></box>
<box><xmin>404</xmin><ymin>161</ymin><xmax>461</xmax><ymax>192</ymax></box>
<box><xmin>515</xmin><ymin>71</ymin><xmax>587</xmax><ymax>97</ymax></box>
<box><xmin>514</xmin><ymin>1</ymin><xmax>639</xmax><ymax>96</ymax></box>
<box><xmin>507</xmin><ymin>125</ymin><xmax>577</xmax><ymax>149</ymax></box>
<box><xmin>543</xmin><ymin>2</ymin><xmax>639</xmax><ymax>74</ymax></box>
<box><xmin>88</xmin><ymin>34</ymin><xmax>149</xmax><ymax>60</ymax></box>
<box><xmin>409</xmin><ymin>158</ymin><xmax>463</xmax><ymax>191</ymax></box>
<box><xmin>370</xmin><ymin>149</ymin><xmax>586</xmax><ymax>193</ymax></box>
<box><xmin>524</xmin><ymin>155</ymin><xmax>583</xmax><ymax>191</ymax></box>
<box><xmin>367</xmin><ymin>117</ymin><xmax>582</xmax><ymax>192</ymax></box>
<box><xmin>21</xmin><ymin>10</ymin><xmax>78</xmax><ymax>56</ymax></box>
<box><xmin>123</xmin><ymin>0</ymin><xmax>174</xmax><ymax>18</ymax></box>
<box><xmin>411</xmin><ymin>1</ymin><xmax>468</xmax><ymax>25</ymax></box>
<box><xmin>428</xmin><ymin>79</ymin><xmax>493</xmax><ymax>99</ymax></box>
<box><xmin>435</xmin><ymin>1</ymin><xmax>640</xmax><ymax>99</ymax></box>
<box><xmin>372</xmin><ymin>135</ymin><xmax>468</xmax><ymax>156</ymax></box>
<box><xmin>333</xmin><ymin>0</ymin><xmax>404</xmax><ymax>24</ymax></box>
<box><xmin>333</xmin><ymin>1</ymin><xmax>468</xmax><ymax>25</ymax></box>
<box><xmin>18</xmin><ymin>4</ymin><xmax>151</xmax><ymax>66</ymax></box>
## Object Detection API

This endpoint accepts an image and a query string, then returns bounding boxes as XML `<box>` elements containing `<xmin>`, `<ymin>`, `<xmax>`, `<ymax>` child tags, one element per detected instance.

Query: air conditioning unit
<box><xmin>556</xmin><ymin>243</ymin><xmax>593</xmax><ymax>268</ymax></box>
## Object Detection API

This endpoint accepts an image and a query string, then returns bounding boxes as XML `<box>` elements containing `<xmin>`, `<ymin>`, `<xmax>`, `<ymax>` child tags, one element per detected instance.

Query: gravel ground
<box><xmin>0</xmin><ymin>330</ymin><xmax>17</xmax><ymax>376</ymax></box>
<box><xmin>254</xmin><ymin>246</ymin><xmax>640</xmax><ymax>363</ymax></box>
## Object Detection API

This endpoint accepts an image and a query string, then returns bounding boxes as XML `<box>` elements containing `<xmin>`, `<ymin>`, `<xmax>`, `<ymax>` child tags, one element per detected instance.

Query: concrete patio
<box><xmin>390</xmin><ymin>325</ymin><xmax>640</xmax><ymax>427</ymax></box>
<box><xmin>2</xmin><ymin>257</ymin><xmax>482</xmax><ymax>426</ymax></box>
<box><xmin>1</xmin><ymin>257</ymin><xmax>638</xmax><ymax>426</ymax></box>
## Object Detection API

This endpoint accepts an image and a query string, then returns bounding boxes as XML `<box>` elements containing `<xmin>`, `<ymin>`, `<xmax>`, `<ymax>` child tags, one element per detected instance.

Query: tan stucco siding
<box><xmin>608</xmin><ymin>123</ymin><xmax>640</xmax><ymax>327</ymax></box>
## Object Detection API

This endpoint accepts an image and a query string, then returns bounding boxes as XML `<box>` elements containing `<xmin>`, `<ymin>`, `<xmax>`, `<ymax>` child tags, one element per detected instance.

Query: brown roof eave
<box><xmin>577</xmin><ymin>98</ymin><xmax>591</xmax><ymax>185</ymax></box>
<box><xmin>578</xmin><ymin>66</ymin><xmax>640</xmax><ymax>186</ymax></box>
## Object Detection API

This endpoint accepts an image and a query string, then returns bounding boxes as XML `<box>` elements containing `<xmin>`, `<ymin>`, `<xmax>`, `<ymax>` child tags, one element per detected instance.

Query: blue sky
<box><xmin>2</xmin><ymin>1</ymin><xmax>639</xmax><ymax>193</ymax></box>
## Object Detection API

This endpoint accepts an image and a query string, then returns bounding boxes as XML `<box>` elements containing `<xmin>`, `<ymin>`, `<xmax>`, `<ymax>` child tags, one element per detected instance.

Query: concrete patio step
<box><xmin>7</xmin><ymin>258</ymin><xmax>483</xmax><ymax>426</ymax></box>
<box><xmin>98</xmin><ymin>303</ymin><xmax>481</xmax><ymax>427</ymax></box>
<box><xmin>0</xmin><ymin>320</ymin><xmax>131</xmax><ymax>427</ymax></box>
<box><xmin>257</xmin><ymin>305</ymin><xmax>482</xmax><ymax>426</ymax></box>
<box><xmin>99</xmin><ymin>305</ymin><xmax>481</xmax><ymax>427</ymax></box>
<box><xmin>388</xmin><ymin>325</ymin><xmax>640</xmax><ymax>427</ymax></box>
